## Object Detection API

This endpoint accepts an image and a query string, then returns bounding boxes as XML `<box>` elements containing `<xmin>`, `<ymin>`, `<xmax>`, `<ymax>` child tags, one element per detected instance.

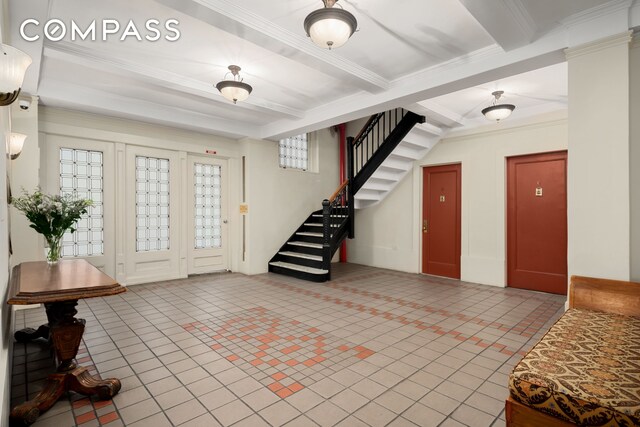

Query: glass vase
<box><xmin>45</xmin><ymin>235</ymin><xmax>63</xmax><ymax>265</ymax></box>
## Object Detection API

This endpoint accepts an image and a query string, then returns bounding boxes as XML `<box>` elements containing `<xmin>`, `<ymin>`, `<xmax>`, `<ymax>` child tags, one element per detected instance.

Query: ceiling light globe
<box><xmin>482</xmin><ymin>104</ymin><xmax>515</xmax><ymax>122</ymax></box>
<box><xmin>216</xmin><ymin>81</ymin><xmax>252</xmax><ymax>104</ymax></box>
<box><xmin>0</xmin><ymin>44</ymin><xmax>32</xmax><ymax>106</ymax></box>
<box><xmin>304</xmin><ymin>8</ymin><xmax>357</xmax><ymax>49</ymax></box>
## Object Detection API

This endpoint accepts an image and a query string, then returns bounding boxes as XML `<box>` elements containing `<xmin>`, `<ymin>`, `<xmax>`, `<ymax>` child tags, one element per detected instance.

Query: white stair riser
<box><xmin>355</xmin><ymin>127</ymin><xmax>441</xmax><ymax>209</ymax></box>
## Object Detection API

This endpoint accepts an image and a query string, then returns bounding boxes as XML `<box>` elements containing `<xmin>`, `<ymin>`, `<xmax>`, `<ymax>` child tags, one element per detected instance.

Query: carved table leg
<box><xmin>45</xmin><ymin>301</ymin><xmax>85</xmax><ymax>372</ymax></box>
<box><xmin>9</xmin><ymin>374</ymin><xmax>66</xmax><ymax>427</ymax></box>
<box><xmin>14</xmin><ymin>325</ymin><xmax>50</xmax><ymax>343</ymax></box>
<box><xmin>67</xmin><ymin>367</ymin><xmax>121</xmax><ymax>399</ymax></box>
<box><xmin>9</xmin><ymin>300</ymin><xmax>122</xmax><ymax>426</ymax></box>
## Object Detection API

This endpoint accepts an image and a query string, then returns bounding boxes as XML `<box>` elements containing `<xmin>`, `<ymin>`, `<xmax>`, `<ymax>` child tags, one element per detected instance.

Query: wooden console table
<box><xmin>7</xmin><ymin>260</ymin><xmax>126</xmax><ymax>426</ymax></box>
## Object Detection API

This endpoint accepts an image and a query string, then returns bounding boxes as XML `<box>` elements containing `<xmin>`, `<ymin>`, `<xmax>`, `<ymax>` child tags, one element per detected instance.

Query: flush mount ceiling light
<box><xmin>0</xmin><ymin>44</ymin><xmax>32</xmax><ymax>106</ymax></box>
<box><xmin>9</xmin><ymin>132</ymin><xmax>26</xmax><ymax>160</ymax></box>
<box><xmin>304</xmin><ymin>0</ymin><xmax>357</xmax><ymax>50</ymax></box>
<box><xmin>482</xmin><ymin>91</ymin><xmax>516</xmax><ymax>122</ymax></box>
<box><xmin>216</xmin><ymin>65</ymin><xmax>253</xmax><ymax>104</ymax></box>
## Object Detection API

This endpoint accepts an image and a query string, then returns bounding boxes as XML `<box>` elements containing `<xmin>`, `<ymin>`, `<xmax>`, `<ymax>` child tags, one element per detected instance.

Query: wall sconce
<box><xmin>9</xmin><ymin>133</ymin><xmax>26</xmax><ymax>160</ymax></box>
<box><xmin>1</xmin><ymin>44</ymin><xmax>32</xmax><ymax>106</ymax></box>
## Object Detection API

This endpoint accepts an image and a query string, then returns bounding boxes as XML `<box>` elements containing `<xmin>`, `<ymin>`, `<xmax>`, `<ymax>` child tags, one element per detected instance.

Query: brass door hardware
<box><xmin>423</xmin><ymin>220</ymin><xmax>428</xmax><ymax>233</ymax></box>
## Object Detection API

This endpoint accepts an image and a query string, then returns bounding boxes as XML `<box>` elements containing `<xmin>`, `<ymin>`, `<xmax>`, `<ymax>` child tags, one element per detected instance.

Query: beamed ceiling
<box><xmin>7</xmin><ymin>0</ymin><xmax>640</xmax><ymax>139</ymax></box>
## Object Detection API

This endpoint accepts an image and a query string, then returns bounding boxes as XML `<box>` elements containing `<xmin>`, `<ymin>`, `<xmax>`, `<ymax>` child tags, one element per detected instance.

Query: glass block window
<box><xmin>194</xmin><ymin>163</ymin><xmax>222</xmax><ymax>249</ymax></box>
<box><xmin>59</xmin><ymin>148</ymin><xmax>104</xmax><ymax>257</ymax></box>
<box><xmin>136</xmin><ymin>156</ymin><xmax>170</xmax><ymax>252</ymax></box>
<box><xmin>279</xmin><ymin>133</ymin><xmax>308</xmax><ymax>170</ymax></box>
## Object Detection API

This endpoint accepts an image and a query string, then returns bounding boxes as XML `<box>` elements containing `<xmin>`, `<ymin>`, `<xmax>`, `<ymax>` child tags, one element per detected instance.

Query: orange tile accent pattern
<box><xmin>182</xmin><ymin>307</ymin><xmax>375</xmax><ymax>399</ymax></box>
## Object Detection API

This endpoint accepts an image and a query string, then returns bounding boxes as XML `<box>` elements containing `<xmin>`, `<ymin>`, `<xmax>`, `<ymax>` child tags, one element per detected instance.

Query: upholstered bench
<box><xmin>506</xmin><ymin>276</ymin><xmax>640</xmax><ymax>427</ymax></box>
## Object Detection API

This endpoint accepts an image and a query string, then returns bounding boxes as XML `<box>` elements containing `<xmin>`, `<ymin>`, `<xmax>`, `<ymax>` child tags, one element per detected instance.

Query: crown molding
<box><xmin>565</xmin><ymin>31</ymin><xmax>633</xmax><ymax>60</ymax></box>
<box><xmin>631</xmin><ymin>30</ymin><xmax>640</xmax><ymax>49</ymax></box>
<box><xmin>443</xmin><ymin>110</ymin><xmax>567</xmax><ymax>142</ymax></box>
<box><xmin>561</xmin><ymin>0</ymin><xmax>633</xmax><ymax>27</ymax></box>
<box><xmin>502</xmin><ymin>0</ymin><xmax>538</xmax><ymax>41</ymax></box>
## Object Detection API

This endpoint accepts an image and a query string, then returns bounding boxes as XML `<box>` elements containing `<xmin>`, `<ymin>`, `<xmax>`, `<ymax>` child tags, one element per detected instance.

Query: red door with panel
<box><xmin>422</xmin><ymin>164</ymin><xmax>461</xmax><ymax>279</ymax></box>
<box><xmin>507</xmin><ymin>151</ymin><xmax>568</xmax><ymax>295</ymax></box>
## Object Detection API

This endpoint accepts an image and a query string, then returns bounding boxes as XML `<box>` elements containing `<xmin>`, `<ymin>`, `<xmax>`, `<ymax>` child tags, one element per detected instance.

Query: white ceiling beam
<box><xmin>38</xmin><ymin>81</ymin><xmax>260</xmax><ymax>139</ymax></box>
<box><xmin>153</xmin><ymin>0</ymin><xmax>389</xmax><ymax>93</ymax></box>
<box><xmin>7</xmin><ymin>0</ymin><xmax>50</xmax><ymax>95</ymax></box>
<box><xmin>458</xmin><ymin>0</ymin><xmax>537</xmax><ymax>51</ymax></box>
<box><xmin>43</xmin><ymin>41</ymin><xmax>304</xmax><ymax>119</ymax></box>
<box><xmin>410</xmin><ymin>101</ymin><xmax>467</xmax><ymax>128</ymax></box>
<box><xmin>260</xmin><ymin>2</ymin><xmax>634</xmax><ymax>140</ymax></box>
<box><xmin>261</xmin><ymin>45</ymin><xmax>565</xmax><ymax>140</ymax></box>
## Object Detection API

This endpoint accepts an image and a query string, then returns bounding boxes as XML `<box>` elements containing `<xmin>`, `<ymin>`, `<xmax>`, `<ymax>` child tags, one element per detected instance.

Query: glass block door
<box><xmin>44</xmin><ymin>136</ymin><xmax>115</xmax><ymax>277</ymax></box>
<box><xmin>126</xmin><ymin>146</ymin><xmax>180</xmax><ymax>284</ymax></box>
<box><xmin>188</xmin><ymin>156</ymin><xmax>228</xmax><ymax>274</ymax></box>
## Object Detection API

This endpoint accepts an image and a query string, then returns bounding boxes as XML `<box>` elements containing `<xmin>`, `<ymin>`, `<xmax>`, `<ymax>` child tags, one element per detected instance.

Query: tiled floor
<box><xmin>11</xmin><ymin>264</ymin><xmax>566</xmax><ymax>427</ymax></box>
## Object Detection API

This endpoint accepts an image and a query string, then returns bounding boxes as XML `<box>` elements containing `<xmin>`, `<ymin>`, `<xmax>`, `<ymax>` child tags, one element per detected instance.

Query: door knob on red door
<box><xmin>423</xmin><ymin>220</ymin><xmax>428</xmax><ymax>233</ymax></box>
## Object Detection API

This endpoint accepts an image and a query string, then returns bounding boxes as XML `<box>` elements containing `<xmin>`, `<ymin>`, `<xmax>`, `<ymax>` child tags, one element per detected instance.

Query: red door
<box><xmin>507</xmin><ymin>151</ymin><xmax>567</xmax><ymax>294</ymax></box>
<box><xmin>422</xmin><ymin>164</ymin><xmax>461</xmax><ymax>279</ymax></box>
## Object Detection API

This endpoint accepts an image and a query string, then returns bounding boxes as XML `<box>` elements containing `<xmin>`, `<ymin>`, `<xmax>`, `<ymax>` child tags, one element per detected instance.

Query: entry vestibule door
<box><xmin>44</xmin><ymin>135</ymin><xmax>115</xmax><ymax>277</ymax></box>
<box><xmin>507</xmin><ymin>151</ymin><xmax>568</xmax><ymax>295</ymax></box>
<box><xmin>422</xmin><ymin>164</ymin><xmax>462</xmax><ymax>279</ymax></box>
<box><xmin>125</xmin><ymin>145</ymin><xmax>181</xmax><ymax>284</ymax></box>
<box><xmin>187</xmin><ymin>156</ymin><xmax>228</xmax><ymax>275</ymax></box>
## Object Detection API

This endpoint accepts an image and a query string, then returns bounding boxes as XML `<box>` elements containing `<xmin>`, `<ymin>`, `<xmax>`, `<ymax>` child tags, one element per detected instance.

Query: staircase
<box><xmin>354</xmin><ymin>123</ymin><xmax>439</xmax><ymax>209</ymax></box>
<box><xmin>268</xmin><ymin>108</ymin><xmax>426</xmax><ymax>282</ymax></box>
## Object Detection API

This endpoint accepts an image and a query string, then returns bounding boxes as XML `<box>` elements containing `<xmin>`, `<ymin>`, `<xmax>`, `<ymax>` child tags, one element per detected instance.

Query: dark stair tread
<box><xmin>278</xmin><ymin>251</ymin><xmax>323</xmax><ymax>261</ymax></box>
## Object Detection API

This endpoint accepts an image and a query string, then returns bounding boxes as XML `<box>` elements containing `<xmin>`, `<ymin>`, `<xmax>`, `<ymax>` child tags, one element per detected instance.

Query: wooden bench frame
<box><xmin>505</xmin><ymin>275</ymin><xmax>640</xmax><ymax>427</ymax></box>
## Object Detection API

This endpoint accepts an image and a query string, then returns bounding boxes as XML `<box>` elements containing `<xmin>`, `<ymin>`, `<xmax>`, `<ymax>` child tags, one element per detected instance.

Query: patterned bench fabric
<box><xmin>509</xmin><ymin>308</ymin><xmax>640</xmax><ymax>426</ymax></box>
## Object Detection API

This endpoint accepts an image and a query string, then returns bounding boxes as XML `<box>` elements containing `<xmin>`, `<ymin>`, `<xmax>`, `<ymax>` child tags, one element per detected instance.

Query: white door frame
<box><xmin>125</xmin><ymin>145</ymin><xmax>181</xmax><ymax>284</ymax></box>
<box><xmin>187</xmin><ymin>155</ymin><xmax>229</xmax><ymax>274</ymax></box>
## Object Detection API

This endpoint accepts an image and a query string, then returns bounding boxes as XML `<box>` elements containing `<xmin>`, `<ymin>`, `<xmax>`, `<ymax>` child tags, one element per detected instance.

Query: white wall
<box><xmin>0</xmin><ymin>108</ymin><xmax>13</xmax><ymax>427</ymax></box>
<box><xmin>241</xmin><ymin>130</ymin><xmax>340</xmax><ymax>274</ymax></box>
<box><xmin>347</xmin><ymin>112</ymin><xmax>568</xmax><ymax>286</ymax></box>
<box><xmin>10</xmin><ymin>96</ymin><xmax>41</xmax><ymax>266</ymax></box>
<box><xmin>631</xmin><ymin>38</ymin><xmax>640</xmax><ymax>282</ymax></box>
<box><xmin>347</xmin><ymin>172</ymin><xmax>416</xmax><ymax>272</ymax></box>
<box><xmin>566</xmin><ymin>33</ymin><xmax>632</xmax><ymax>281</ymax></box>
<box><xmin>1</xmin><ymin>1</ymin><xmax>15</xmax><ymax>423</ymax></box>
<box><xmin>23</xmin><ymin>108</ymin><xmax>339</xmax><ymax>282</ymax></box>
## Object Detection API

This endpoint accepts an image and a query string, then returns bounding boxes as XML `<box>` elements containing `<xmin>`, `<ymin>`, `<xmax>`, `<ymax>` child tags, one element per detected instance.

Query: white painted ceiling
<box><xmin>7</xmin><ymin>0</ymin><xmax>639</xmax><ymax>140</ymax></box>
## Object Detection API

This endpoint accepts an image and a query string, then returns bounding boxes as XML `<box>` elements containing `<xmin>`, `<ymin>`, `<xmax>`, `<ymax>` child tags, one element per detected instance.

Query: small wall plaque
<box><xmin>535</xmin><ymin>187</ymin><xmax>543</xmax><ymax>197</ymax></box>
<box><xmin>440</xmin><ymin>195</ymin><xmax>446</xmax><ymax>202</ymax></box>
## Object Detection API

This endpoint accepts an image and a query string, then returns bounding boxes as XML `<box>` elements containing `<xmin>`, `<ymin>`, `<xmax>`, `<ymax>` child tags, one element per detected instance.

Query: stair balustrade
<box><xmin>321</xmin><ymin>180</ymin><xmax>350</xmax><ymax>273</ymax></box>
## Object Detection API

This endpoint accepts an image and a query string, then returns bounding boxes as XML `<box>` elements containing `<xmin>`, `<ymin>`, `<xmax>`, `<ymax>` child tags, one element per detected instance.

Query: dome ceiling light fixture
<box><xmin>304</xmin><ymin>0</ymin><xmax>358</xmax><ymax>50</ymax></box>
<box><xmin>0</xmin><ymin>44</ymin><xmax>32</xmax><ymax>106</ymax></box>
<box><xmin>216</xmin><ymin>65</ymin><xmax>253</xmax><ymax>104</ymax></box>
<box><xmin>482</xmin><ymin>90</ymin><xmax>516</xmax><ymax>122</ymax></box>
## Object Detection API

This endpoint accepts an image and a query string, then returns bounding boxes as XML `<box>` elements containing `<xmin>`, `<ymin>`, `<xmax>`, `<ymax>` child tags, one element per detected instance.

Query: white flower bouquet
<box><xmin>11</xmin><ymin>189</ymin><xmax>92</xmax><ymax>264</ymax></box>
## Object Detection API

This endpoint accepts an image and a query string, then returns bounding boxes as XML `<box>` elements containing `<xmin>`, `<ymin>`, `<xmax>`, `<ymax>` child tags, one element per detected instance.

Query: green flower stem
<box><xmin>45</xmin><ymin>235</ymin><xmax>64</xmax><ymax>264</ymax></box>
